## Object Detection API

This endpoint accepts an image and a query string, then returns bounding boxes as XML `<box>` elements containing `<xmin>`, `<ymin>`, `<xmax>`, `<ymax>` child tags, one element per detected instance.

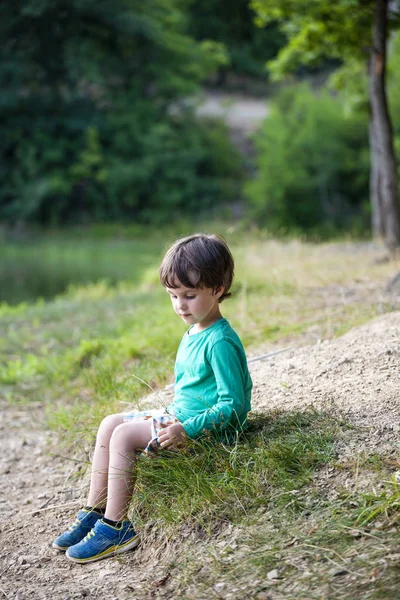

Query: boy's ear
<box><xmin>213</xmin><ymin>285</ymin><xmax>225</xmax><ymax>298</ymax></box>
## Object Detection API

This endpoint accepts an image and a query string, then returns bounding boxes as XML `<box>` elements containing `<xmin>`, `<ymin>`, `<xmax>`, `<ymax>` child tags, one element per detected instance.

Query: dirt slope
<box><xmin>251</xmin><ymin>311</ymin><xmax>400</xmax><ymax>459</ymax></box>
<box><xmin>1</xmin><ymin>311</ymin><xmax>399</xmax><ymax>599</ymax></box>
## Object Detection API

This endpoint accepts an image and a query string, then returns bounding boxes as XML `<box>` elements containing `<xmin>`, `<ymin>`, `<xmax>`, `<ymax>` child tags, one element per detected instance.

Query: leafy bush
<box><xmin>188</xmin><ymin>0</ymin><xmax>285</xmax><ymax>80</ymax></box>
<box><xmin>0</xmin><ymin>0</ymin><xmax>241</xmax><ymax>226</ymax></box>
<box><xmin>246</xmin><ymin>84</ymin><xmax>370</xmax><ymax>234</ymax></box>
<box><xmin>103</xmin><ymin>111</ymin><xmax>242</xmax><ymax>224</ymax></box>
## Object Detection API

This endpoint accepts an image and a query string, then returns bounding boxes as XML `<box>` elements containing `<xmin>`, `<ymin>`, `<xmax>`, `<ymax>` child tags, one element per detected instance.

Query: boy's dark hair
<box><xmin>159</xmin><ymin>233</ymin><xmax>234</xmax><ymax>302</ymax></box>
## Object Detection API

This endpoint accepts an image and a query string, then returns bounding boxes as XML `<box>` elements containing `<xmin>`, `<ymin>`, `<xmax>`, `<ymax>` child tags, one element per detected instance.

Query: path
<box><xmin>196</xmin><ymin>91</ymin><xmax>269</xmax><ymax>133</ymax></box>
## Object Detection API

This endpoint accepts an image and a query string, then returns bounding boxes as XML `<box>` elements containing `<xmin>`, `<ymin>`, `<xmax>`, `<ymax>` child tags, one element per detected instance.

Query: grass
<box><xmin>1</xmin><ymin>228</ymin><xmax>400</xmax><ymax>597</ymax></box>
<box><xmin>1</xmin><ymin>235</ymin><xmax>396</xmax><ymax>423</ymax></box>
<box><xmin>356</xmin><ymin>476</ymin><xmax>400</xmax><ymax>526</ymax></box>
<box><xmin>130</xmin><ymin>410</ymin><xmax>341</xmax><ymax>531</ymax></box>
<box><xmin>160</xmin><ymin>467</ymin><xmax>400</xmax><ymax>599</ymax></box>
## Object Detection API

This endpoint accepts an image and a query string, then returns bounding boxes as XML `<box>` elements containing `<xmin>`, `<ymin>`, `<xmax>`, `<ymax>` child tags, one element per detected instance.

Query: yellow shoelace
<box><xmin>68</xmin><ymin>518</ymin><xmax>81</xmax><ymax>531</ymax></box>
<box><xmin>82</xmin><ymin>529</ymin><xmax>96</xmax><ymax>543</ymax></box>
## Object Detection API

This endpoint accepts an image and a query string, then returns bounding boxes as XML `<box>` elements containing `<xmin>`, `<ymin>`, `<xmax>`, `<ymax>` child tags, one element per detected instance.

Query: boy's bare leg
<box><xmin>104</xmin><ymin>420</ymin><xmax>153</xmax><ymax>521</ymax></box>
<box><xmin>87</xmin><ymin>414</ymin><xmax>126</xmax><ymax>509</ymax></box>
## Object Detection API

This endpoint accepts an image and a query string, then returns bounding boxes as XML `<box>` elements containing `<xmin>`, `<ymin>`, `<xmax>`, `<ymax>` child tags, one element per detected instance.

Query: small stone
<box><xmin>214</xmin><ymin>582</ymin><xmax>225</xmax><ymax>592</ymax></box>
<box><xmin>267</xmin><ymin>568</ymin><xmax>281</xmax><ymax>580</ymax></box>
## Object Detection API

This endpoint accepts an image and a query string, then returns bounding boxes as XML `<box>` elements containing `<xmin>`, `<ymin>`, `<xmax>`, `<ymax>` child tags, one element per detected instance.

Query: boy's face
<box><xmin>166</xmin><ymin>279</ymin><xmax>224</xmax><ymax>332</ymax></box>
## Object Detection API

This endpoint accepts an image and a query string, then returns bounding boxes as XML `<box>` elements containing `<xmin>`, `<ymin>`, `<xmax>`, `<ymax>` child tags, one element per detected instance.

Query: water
<box><xmin>0</xmin><ymin>237</ymin><xmax>164</xmax><ymax>305</ymax></box>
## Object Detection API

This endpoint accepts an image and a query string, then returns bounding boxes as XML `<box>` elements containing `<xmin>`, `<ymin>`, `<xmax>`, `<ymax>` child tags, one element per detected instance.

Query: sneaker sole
<box><xmin>52</xmin><ymin>542</ymin><xmax>69</xmax><ymax>551</ymax></box>
<box><xmin>65</xmin><ymin>535</ymin><xmax>140</xmax><ymax>564</ymax></box>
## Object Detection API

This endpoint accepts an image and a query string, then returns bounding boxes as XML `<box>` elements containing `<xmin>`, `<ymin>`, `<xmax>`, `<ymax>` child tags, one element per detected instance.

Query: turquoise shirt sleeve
<box><xmin>181</xmin><ymin>339</ymin><xmax>247</xmax><ymax>439</ymax></box>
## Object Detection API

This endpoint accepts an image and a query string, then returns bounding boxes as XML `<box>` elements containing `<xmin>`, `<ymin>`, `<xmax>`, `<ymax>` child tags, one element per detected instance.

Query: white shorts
<box><xmin>122</xmin><ymin>409</ymin><xmax>181</xmax><ymax>457</ymax></box>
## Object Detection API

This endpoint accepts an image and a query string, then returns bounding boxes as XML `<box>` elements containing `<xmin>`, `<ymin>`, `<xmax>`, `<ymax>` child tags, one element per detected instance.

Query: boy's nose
<box><xmin>177</xmin><ymin>298</ymin><xmax>187</xmax><ymax>310</ymax></box>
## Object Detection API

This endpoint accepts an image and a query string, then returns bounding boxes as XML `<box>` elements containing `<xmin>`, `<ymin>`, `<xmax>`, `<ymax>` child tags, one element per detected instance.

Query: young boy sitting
<box><xmin>52</xmin><ymin>233</ymin><xmax>252</xmax><ymax>563</ymax></box>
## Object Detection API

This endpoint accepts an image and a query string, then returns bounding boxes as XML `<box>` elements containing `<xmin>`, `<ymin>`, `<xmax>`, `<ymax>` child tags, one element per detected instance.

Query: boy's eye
<box><xmin>168</xmin><ymin>292</ymin><xmax>195</xmax><ymax>299</ymax></box>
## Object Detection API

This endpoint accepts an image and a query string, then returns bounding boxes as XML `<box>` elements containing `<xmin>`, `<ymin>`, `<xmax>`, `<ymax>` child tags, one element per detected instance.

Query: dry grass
<box><xmin>226</xmin><ymin>238</ymin><xmax>399</xmax><ymax>349</ymax></box>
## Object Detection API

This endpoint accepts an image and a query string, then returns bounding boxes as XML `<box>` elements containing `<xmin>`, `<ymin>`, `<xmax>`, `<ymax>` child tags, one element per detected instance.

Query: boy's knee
<box><xmin>98</xmin><ymin>414</ymin><xmax>124</xmax><ymax>440</ymax></box>
<box><xmin>109</xmin><ymin>422</ymin><xmax>133</xmax><ymax>449</ymax></box>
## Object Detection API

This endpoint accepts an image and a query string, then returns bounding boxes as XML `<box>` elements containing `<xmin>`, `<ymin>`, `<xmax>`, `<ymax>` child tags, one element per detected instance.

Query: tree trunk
<box><xmin>369</xmin><ymin>119</ymin><xmax>382</xmax><ymax>238</ymax></box>
<box><xmin>369</xmin><ymin>120</ymin><xmax>384</xmax><ymax>237</ymax></box>
<box><xmin>369</xmin><ymin>0</ymin><xmax>400</xmax><ymax>249</ymax></box>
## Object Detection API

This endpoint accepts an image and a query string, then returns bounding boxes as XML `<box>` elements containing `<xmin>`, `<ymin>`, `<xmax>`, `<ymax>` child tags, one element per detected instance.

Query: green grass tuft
<box><xmin>356</xmin><ymin>476</ymin><xmax>400</xmax><ymax>526</ymax></box>
<box><xmin>130</xmin><ymin>410</ymin><xmax>341</xmax><ymax>531</ymax></box>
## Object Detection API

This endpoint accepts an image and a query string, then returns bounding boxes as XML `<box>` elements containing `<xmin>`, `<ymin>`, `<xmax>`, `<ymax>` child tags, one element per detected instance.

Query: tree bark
<box><xmin>369</xmin><ymin>0</ymin><xmax>400</xmax><ymax>249</ymax></box>
<box><xmin>369</xmin><ymin>120</ymin><xmax>384</xmax><ymax>238</ymax></box>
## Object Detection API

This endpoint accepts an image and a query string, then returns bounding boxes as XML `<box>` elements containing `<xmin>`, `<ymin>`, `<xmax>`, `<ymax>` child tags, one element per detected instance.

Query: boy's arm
<box><xmin>182</xmin><ymin>340</ymin><xmax>249</xmax><ymax>439</ymax></box>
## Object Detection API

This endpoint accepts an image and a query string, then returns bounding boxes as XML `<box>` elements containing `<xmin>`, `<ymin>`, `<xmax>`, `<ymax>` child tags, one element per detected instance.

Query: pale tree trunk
<box><xmin>369</xmin><ymin>0</ymin><xmax>400</xmax><ymax>249</ymax></box>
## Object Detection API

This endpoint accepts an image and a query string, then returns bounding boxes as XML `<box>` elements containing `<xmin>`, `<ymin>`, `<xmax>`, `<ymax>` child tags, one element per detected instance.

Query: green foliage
<box><xmin>0</xmin><ymin>353</ymin><xmax>45</xmax><ymax>385</ymax></box>
<box><xmin>75</xmin><ymin>339</ymin><xmax>106</xmax><ymax>368</ymax></box>
<box><xmin>103</xmin><ymin>113</ymin><xmax>242</xmax><ymax>223</ymax></box>
<box><xmin>246</xmin><ymin>84</ymin><xmax>370</xmax><ymax>232</ymax></box>
<box><xmin>0</xmin><ymin>0</ymin><xmax>241</xmax><ymax>225</ymax></box>
<box><xmin>251</xmin><ymin>0</ymin><xmax>376</xmax><ymax>79</ymax></box>
<box><xmin>188</xmin><ymin>0</ymin><xmax>285</xmax><ymax>79</ymax></box>
<box><xmin>248</xmin><ymin>1</ymin><xmax>400</xmax><ymax>238</ymax></box>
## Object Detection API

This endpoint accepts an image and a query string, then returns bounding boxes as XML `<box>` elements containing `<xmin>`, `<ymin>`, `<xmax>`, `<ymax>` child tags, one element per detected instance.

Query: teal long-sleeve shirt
<box><xmin>167</xmin><ymin>318</ymin><xmax>252</xmax><ymax>439</ymax></box>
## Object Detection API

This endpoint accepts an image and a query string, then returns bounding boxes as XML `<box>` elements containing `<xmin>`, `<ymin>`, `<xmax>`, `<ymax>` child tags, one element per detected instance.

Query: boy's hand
<box><xmin>158</xmin><ymin>423</ymin><xmax>186</xmax><ymax>449</ymax></box>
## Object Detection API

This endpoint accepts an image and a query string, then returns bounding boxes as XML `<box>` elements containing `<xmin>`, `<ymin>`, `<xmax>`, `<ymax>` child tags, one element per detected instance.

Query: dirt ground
<box><xmin>1</xmin><ymin>310</ymin><xmax>400</xmax><ymax>600</ymax></box>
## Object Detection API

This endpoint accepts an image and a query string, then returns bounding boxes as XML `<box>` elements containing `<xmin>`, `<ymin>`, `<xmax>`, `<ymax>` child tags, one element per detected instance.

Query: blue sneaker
<box><xmin>52</xmin><ymin>509</ymin><xmax>101</xmax><ymax>551</ymax></box>
<box><xmin>66</xmin><ymin>519</ymin><xmax>140</xmax><ymax>563</ymax></box>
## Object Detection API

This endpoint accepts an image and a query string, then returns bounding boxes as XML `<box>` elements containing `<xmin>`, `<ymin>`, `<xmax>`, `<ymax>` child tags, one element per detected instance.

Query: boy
<box><xmin>52</xmin><ymin>233</ymin><xmax>252</xmax><ymax>563</ymax></box>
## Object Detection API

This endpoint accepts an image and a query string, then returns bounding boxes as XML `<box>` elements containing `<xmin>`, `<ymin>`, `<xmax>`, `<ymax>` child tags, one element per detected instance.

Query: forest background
<box><xmin>1</xmin><ymin>0</ymin><xmax>400</xmax><ymax>305</ymax></box>
<box><xmin>2</xmin><ymin>0</ymin><xmax>400</xmax><ymax>232</ymax></box>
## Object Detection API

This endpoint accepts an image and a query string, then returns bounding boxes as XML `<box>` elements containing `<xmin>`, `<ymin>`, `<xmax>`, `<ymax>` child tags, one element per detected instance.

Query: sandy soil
<box><xmin>1</xmin><ymin>311</ymin><xmax>400</xmax><ymax>599</ymax></box>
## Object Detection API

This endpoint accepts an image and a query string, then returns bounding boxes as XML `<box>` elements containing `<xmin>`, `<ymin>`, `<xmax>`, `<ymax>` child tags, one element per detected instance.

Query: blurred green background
<box><xmin>1</xmin><ymin>0</ymin><xmax>400</xmax><ymax>304</ymax></box>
